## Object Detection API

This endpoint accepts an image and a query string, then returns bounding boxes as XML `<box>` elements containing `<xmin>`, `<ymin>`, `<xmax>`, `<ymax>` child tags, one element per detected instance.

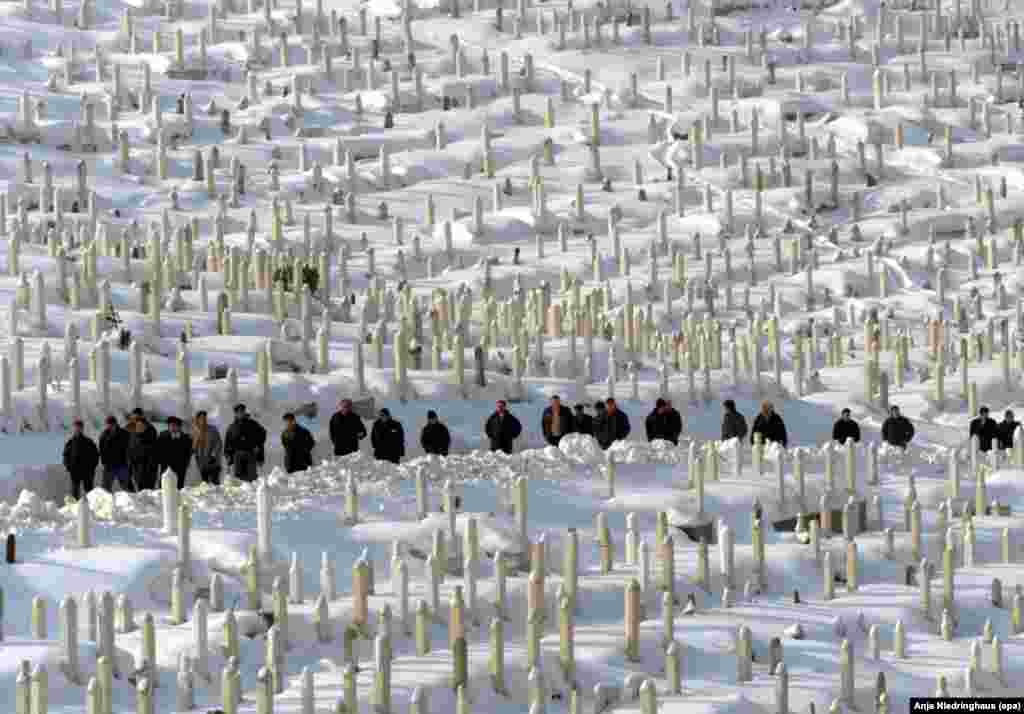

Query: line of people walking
<box><xmin>65</xmin><ymin>396</ymin><xmax>952</xmax><ymax>502</ymax></box>
<box><xmin>65</xmin><ymin>404</ymin><xmax>273</xmax><ymax>500</ymax></box>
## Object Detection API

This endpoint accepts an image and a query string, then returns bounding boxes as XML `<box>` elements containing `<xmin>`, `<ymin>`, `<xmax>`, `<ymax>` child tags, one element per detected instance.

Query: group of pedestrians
<box><xmin>968</xmin><ymin>406</ymin><xmax>1019</xmax><ymax>451</ymax></box>
<box><xmin>65</xmin><ymin>393</ymin><xmax>956</xmax><ymax>502</ymax></box>
<box><xmin>64</xmin><ymin>404</ymin><xmax>269</xmax><ymax>499</ymax></box>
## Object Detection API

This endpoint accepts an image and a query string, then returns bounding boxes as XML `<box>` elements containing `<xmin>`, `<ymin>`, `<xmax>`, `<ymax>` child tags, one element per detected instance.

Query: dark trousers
<box><xmin>201</xmin><ymin>465</ymin><xmax>222</xmax><ymax>485</ymax></box>
<box><xmin>70</xmin><ymin>470</ymin><xmax>94</xmax><ymax>500</ymax></box>
<box><xmin>169</xmin><ymin>468</ymin><xmax>187</xmax><ymax>491</ymax></box>
<box><xmin>129</xmin><ymin>460</ymin><xmax>156</xmax><ymax>491</ymax></box>
<box><xmin>232</xmin><ymin>451</ymin><xmax>258</xmax><ymax>481</ymax></box>
<box><xmin>101</xmin><ymin>465</ymin><xmax>130</xmax><ymax>492</ymax></box>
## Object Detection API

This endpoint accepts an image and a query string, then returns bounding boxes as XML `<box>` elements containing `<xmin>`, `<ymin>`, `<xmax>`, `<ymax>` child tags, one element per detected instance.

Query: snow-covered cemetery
<box><xmin>2</xmin><ymin>0</ymin><xmax>1024</xmax><ymax>709</ymax></box>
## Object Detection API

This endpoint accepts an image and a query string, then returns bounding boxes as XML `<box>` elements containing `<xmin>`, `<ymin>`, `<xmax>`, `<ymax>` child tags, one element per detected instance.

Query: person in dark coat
<box><xmin>281</xmin><ymin>413</ymin><xmax>316</xmax><ymax>473</ymax></box>
<box><xmin>573</xmin><ymin>404</ymin><xmax>594</xmax><ymax>436</ymax></box>
<box><xmin>63</xmin><ymin>419</ymin><xmax>100</xmax><ymax>500</ymax></box>
<box><xmin>721</xmin><ymin>399</ymin><xmax>748</xmax><ymax>442</ymax></box>
<box><xmin>156</xmin><ymin>417</ymin><xmax>193</xmax><ymax>490</ymax></box>
<box><xmin>224</xmin><ymin>404</ymin><xmax>268</xmax><ymax>482</ymax></box>
<box><xmin>541</xmin><ymin>394</ymin><xmax>575</xmax><ymax>447</ymax></box>
<box><xmin>595</xmin><ymin>398</ymin><xmax>630</xmax><ymax>449</ymax></box>
<box><xmin>832</xmin><ymin>408</ymin><xmax>862</xmax><ymax>445</ymax></box>
<box><xmin>664</xmin><ymin>400</ymin><xmax>683</xmax><ymax>444</ymax></box>
<box><xmin>969</xmin><ymin>406</ymin><xmax>999</xmax><ymax>452</ymax></box>
<box><xmin>485</xmin><ymin>400</ymin><xmax>522</xmax><ymax>454</ymax></box>
<box><xmin>592</xmin><ymin>401</ymin><xmax>607</xmax><ymax>442</ymax></box>
<box><xmin>646</xmin><ymin>399</ymin><xmax>683</xmax><ymax>445</ymax></box>
<box><xmin>420</xmin><ymin>410</ymin><xmax>451</xmax><ymax>456</ymax></box>
<box><xmin>330</xmin><ymin>399</ymin><xmax>367</xmax><ymax>457</ymax></box>
<box><xmin>997</xmin><ymin>409</ymin><xmax>1019</xmax><ymax>450</ymax></box>
<box><xmin>371</xmin><ymin>408</ymin><xmax>405</xmax><ymax>463</ymax></box>
<box><xmin>126</xmin><ymin>408</ymin><xmax>158</xmax><ymax>491</ymax></box>
<box><xmin>98</xmin><ymin>415</ymin><xmax>130</xmax><ymax>492</ymax></box>
<box><xmin>646</xmin><ymin>399</ymin><xmax>670</xmax><ymax>442</ymax></box>
<box><xmin>881</xmin><ymin>405</ymin><xmax>915</xmax><ymax>449</ymax></box>
<box><xmin>751</xmin><ymin>401</ymin><xmax>788</xmax><ymax>447</ymax></box>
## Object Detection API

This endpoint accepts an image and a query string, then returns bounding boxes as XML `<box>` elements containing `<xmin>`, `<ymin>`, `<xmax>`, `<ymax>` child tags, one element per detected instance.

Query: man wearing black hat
<box><xmin>371</xmin><ymin>408</ymin><xmax>405</xmax><ymax>463</ymax></box>
<box><xmin>63</xmin><ymin>419</ymin><xmax>99</xmax><ymax>501</ymax></box>
<box><xmin>126</xmin><ymin>407</ymin><xmax>158</xmax><ymax>491</ymax></box>
<box><xmin>541</xmin><ymin>394</ymin><xmax>575</xmax><ymax>447</ymax></box>
<box><xmin>156</xmin><ymin>416</ymin><xmax>193</xmax><ymax>490</ymax></box>
<box><xmin>420</xmin><ymin>410</ymin><xmax>451</xmax><ymax>456</ymax></box>
<box><xmin>225</xmin><ymin>404</ymin><xmax>268</xmax><ymax>481</ymax></box>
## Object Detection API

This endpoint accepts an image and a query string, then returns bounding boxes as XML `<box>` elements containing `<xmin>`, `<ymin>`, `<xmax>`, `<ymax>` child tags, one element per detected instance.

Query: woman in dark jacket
<box><xmin>420</xmin><ymin>410</ymin><xmax>452</xmax><ymax>456</ymax></box>
<box><xmin>281</xmin><ymin>413</ymin><xmax>316</xmax><ymax>473</ymax></box>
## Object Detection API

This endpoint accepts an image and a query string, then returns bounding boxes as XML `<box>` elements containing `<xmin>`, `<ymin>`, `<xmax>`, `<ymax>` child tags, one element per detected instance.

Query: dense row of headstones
<box><xmin>3</xmin><ymin>442</ymin><xmax>1022</xmax><ymax>712</ymax></box>
<box><xmin>4</xmin><ymin>0</ymin><xmax>1024</xmax><ymax>432</ymax></box>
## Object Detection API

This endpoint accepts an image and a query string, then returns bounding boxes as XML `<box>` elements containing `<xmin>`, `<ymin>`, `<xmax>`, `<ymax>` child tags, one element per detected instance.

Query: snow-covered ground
<box><xmin>1</xmin><ymin>0</ymin><xmax>1024</xmax><ymax>708</ymax></box>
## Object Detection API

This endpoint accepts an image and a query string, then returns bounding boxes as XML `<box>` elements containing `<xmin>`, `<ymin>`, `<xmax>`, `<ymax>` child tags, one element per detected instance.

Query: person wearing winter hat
<box><xmin>420</xmin><ymin>410</ymin><xmax>452</xmax><ymax>457</ymax></box>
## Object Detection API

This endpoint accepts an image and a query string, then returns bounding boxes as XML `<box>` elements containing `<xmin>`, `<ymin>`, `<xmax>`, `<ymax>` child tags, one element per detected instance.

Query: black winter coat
<box><xmin>969</xmin><ymin>417</ymin><xmax>998</xmax><ymax>452</ymax></box>
<box><xmin>721</xmin><ymin>411</ymin><xmax>748</xmax><ymax>441</ymax></box>
<box><xmin>646</xmin><ymin>409</ymin><xmax>682</xmax><ymax>444</ymax></box>
<box><xmin>832</xmin><ymin>418</ymin><xmax>861</xmax><ymax>444</ymax></box>
<box><xmin>127</xmin><ymin>421</ymin><xmax>158</xmax><ymax>469</ymax></box>
<box><xmin>156</xmin><ymin>431</ymin><xmax>193</xmax><ymax>478</ymax></box>
<box><xmin>371</xmin><ymin>418</ymin><xmax>405</xmax><ymax>463</ymax></box>
<box><xmin>574</xmin><ymin>413</ymin><xmax>594</xmax><ymax>436</ymax></box>
<box><xmin>330</xmin><ymin>411</ymin><xmax>367</xmax><ymax>456</ymax></box>
<box><xmin>881</xmin><ymin>416</ymin><xmax>914</xmax><ymax>448</ymax></box>
<box><xmin>282</xmin><ymin>424</ymin><xmax>316</xmax><ymax>473</ymax></box>
<box><xmin>64</xmin><ymin>433</ymin><xmax>99</xmax><ymax>477</ymax></box>
<box><xmin>99</xmin><ymin>426</ymin><xmax>129</xmax><ymax>468</ymax></box>
<box><xmin>595</xmin><ymin>409</ymin><xmax>631</xmax><ymax>449</ymax></box>
<box><xmin>485</xmin><ymin>412</ymin><xmax>522</xmax><ymax>454</ymax></box>
<box><xmin>542</xmin><ymin>405</ymin><xmax>576</xmax><ymax>446</ymax></box>
<box><xmin>225</xmin><ymin>416</ymin><xmax>268</xmax><ymax>464</ymax></box>
<box><xmin>997</xmin><ymin>419</ymin><xmax>1020</xmax><ymax>450</ymax></box>
<box><xmin>751</xmin><ymin>412</ymin><xmax>788</xmax><ymax>447</ymax></box>
<box><xmin>421</xmin><ymin>422</ymin><xmax>451</xmax><ymax>456</ymax></box>
<box><xmin>665</xmin><ymin>409</ymin><xmax>682</xmax><ymax>444</ymax></box>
